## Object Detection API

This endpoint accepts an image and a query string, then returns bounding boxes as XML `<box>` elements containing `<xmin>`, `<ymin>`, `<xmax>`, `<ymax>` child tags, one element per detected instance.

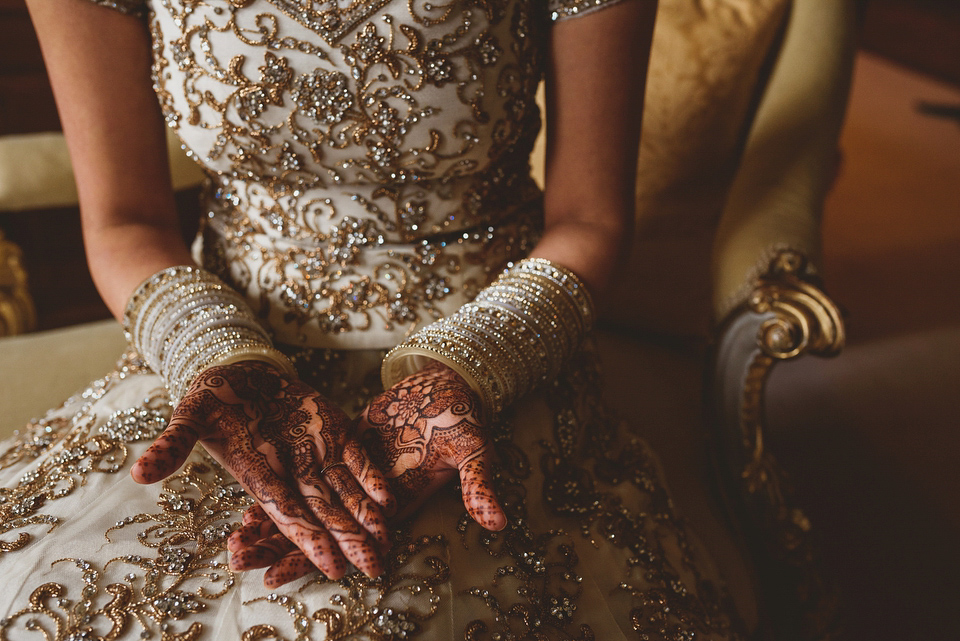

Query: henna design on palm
<box><xmin>131</xmin><ymin>361</ymin><xmax>395</xmax><ymax>582</ymax></box>
<box><xmin>359</xmin><ymin>362</ymin><xmax>505</xmax><ymax>529</ymax></box>
<box><xmin>228</xmin><ymin>361</ymin><xmax>507</xmax><ymax>587</ymax></box>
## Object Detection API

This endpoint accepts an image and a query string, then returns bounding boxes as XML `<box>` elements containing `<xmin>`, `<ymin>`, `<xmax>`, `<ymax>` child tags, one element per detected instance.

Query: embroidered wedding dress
<box><xmin>0</xmin><ymin>0</ymin><xmax>745</xmax><ymax>637</ymax></box>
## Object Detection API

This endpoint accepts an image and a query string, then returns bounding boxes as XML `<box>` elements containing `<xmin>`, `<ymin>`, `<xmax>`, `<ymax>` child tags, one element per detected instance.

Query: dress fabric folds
<box><xmin>0</xmin><ymin>0</ymin><xmax>744</xmax><ymax>637</ymax></box>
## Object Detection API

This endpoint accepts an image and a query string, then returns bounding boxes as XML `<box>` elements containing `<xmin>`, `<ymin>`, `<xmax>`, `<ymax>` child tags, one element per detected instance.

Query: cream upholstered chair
<box><xmin>617</xmin><ymin>0</ymin><xmax>853</xmax><ymax>638</ymax></box>
<box><xmin>706</xmin><ymin>3</ymin><xmax>854</xmax><ymax>638</ymax></box>
<box><xmin>0</xmin><ymin>0</ymin><xmax>855</xmax><ymax>637</ymax></box>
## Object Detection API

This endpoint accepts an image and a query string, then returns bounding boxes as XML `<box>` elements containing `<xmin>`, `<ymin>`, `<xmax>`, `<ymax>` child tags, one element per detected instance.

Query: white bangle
<box><xmin>382</xmin><ymin>258</ymin><xmax>594</xmax><ymax>419</ymax></box>
<box><xmin>124</xmin><ymin>265</ymin><xmax>296</xmax><ymax>404</ymax></box>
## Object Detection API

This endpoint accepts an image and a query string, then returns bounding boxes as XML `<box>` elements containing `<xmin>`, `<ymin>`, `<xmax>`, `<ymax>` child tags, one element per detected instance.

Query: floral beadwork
<box><xmin>0</xmin><ymin>352</ymin><xmax>166</xmax><ymax>557</ymax></box>
<box><xmin>147</xmin><ymin>0</ymin><xmax>545</xmax><ymax>347</ymax></box>
<box><xmin>1</xmin><ymin>345</ymin><xmax>741</xmax><ymax>639</ymax></box>
<box><xmin>0</xmin><ymin>458</ymin><xmax>249</xmax><ymax>640</ymax></box>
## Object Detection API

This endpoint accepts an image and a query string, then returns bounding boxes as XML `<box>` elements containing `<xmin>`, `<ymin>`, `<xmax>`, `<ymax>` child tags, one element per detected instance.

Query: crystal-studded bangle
<box><xmin>123</xmin><ymin>265</ymin><xmax>296</xmax><ymax>405</ymax></box>
<box><xmin>513</xmin><ymin>257</ymin><xmax>594</xmax><ymax>326</ymax></box>
<box><xmin>381</xmin><ymin>257</ymin><xmax>595</xmax><ymax>419</ymax></box>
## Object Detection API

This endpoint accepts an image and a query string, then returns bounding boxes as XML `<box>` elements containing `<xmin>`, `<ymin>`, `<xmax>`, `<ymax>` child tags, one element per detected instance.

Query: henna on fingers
<box><xmin>303</xmin><ymin>480</ymin><xmax>383</xmax><ymax>578</ymax></box>
<box><xmin>342</xmin><ymin>440</ymin><xmax>397</xmax><ymax>518</ymax></box>
<box><xmin>130</xmin><ymin>413</ymin><xmax>206</xmax><ymax>484</ymax></box>
<box><xmin>458</xmin><ymin>452</ymin><xmax>507</xmax><ymax>531</ymax></box>
<box><xmin>252</xmin><ymin>380</ymin><xmax>392</xmax><ymax>576</ymax></box>
<box><xmin>277</xmin><ymin>510</ymin><xmax>351</xmax><ymax>579</ymax></box>
<box><xmin>242</xmin><ymin>503</ymin><xmax>270</xmax><ymax>525</ymax></box>
<box><xmin>228</xmin><ymin>361</ymin><xmax>506</xmax><ymax>585</ymax></box>
<box><xmin>263</xmin><ymin>549</ymin><xmax>319</xmax><ymax>588</ymax></box>
<box><xmin>359</xmin><ymin>361</ymin><xmax>507</xmax><ymax>529</ymax></box>
<box><xmin>228</xmin><ymin>517</ymin><xmax>281</xmax><ymax>553</ymax></box>
<box><xmin>322</xmin><ymin>465</ymin><xmax>388</xmax><ymax>542</ymax></box>
<box><xmin>230</xmin><ymin>506</ymin><xmax>318</xmax><ymax>587</ymax></box>
<box><xmin>131</xmin><ymin>361</ymin><xmax>393</xmax><ymax>580</ymax></box>
<box><xmin>229</xmin><ymin>532</ymin><xmax>298</xmax><ymax>571</ymax></box>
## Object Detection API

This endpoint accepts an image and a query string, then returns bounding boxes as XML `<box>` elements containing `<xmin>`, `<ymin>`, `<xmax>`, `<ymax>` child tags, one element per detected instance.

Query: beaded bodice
<box><xmin>100</xmin><ymin>0</ymin><xmax>621</xmax><ymax>348</ymax></box>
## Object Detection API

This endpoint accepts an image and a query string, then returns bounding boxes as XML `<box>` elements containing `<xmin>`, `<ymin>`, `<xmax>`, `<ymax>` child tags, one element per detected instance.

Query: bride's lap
<box><xmin>0</xmin><ymin>345</ymin><xmax>746</xmax><ymax>639</ymax></box>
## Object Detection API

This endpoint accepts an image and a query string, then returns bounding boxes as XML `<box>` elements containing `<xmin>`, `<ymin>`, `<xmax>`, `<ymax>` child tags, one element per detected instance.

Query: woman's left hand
<box><xmin>357</xmin><ymin>361</ymin><xmax>506</xmax><ymax>528</ymax></box>
<box><xmin>228</xmin><ymin>361</ymin><xmax>506</xmax><ymax>586</ymax></box>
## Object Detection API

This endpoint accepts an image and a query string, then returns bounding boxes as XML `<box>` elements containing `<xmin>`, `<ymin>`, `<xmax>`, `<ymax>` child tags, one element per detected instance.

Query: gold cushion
<box><xmin>606</xmin><ymin>0</ymin><xmax>790</xmax><ymax>337</ymax></box>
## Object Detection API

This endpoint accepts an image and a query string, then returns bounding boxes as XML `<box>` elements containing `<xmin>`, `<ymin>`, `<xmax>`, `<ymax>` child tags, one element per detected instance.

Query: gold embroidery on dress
<box><xmin>537</xmin><ymin>347</ymin><xmax>744</xmax><ymax>639</ymax></box>
<box><xmin>447</xmin><ymin>345</ymin><xmax>742</xmax><ymax>640</ymax></box>
<box><xmin>241</xmin><ymin>530</ymin><xmax>448</xmax><ymax>640</ymax></box>
<box><xmin>1</xmin><ymin>345</ymin><xmax>740</xmax><ymax>639</ymax></box>
<box><xmin>148</xmin><ymin>0</ymin><xmax>544</xmax><ymax>344</ymax></box>
<box><xmin>0</xmin><ymin>458</ymin><xmax>250</xmax><ymax>640</ymax></box>
<box><xmin>265</xmin><ymin>0</ymin><xmax>396</xmax><ymax>46</ymax></box>
<box><xmin>0</xmin><ymin>353</ymin><xmax>166</xmax><ymax>557</ymax></box>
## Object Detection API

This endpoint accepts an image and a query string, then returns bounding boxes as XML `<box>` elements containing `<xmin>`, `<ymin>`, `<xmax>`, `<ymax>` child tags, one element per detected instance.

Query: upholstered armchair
<box><xmin>0</xmin><ymin>0</ymin><xmax>856</xmax><ymax>637</ymax></box>
<box><xmin>594</xmin><ymin>0</ymin><xmax>855</xmax><ymax>636</ymax></box>
<box><xmin>707</xmin><ymin>1</ymin><xmax>855</xmax><ymax>637</ymax></box>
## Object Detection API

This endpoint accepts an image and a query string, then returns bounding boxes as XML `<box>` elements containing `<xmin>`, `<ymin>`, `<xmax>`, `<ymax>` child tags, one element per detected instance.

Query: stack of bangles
<box><xmin>382</xmin><ymin>257</ymin><xmax>594</xmax><ymax>420</ymax></box>
<box><xmin>123</xmin><ymin>265</ymin><xmax>296</xmax><ymax>405</ymax></box>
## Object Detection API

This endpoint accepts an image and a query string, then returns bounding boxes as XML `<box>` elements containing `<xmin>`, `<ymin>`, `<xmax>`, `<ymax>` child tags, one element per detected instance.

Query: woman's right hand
<box><xmin>226</xmin><ymin>360</ymin><xmax>506</xmax><ymax>587</ymax></box>
<box><xmin>130</xmin><ymin>360</ymin><xmax>395</xmax><ymax>584</ymax></box>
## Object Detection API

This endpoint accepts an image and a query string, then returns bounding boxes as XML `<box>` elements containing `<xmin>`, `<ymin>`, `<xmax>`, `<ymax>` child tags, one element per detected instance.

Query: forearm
<box><xmin>85</xmin><ymin>221</ymin><xmax>194</xmax><ymax>320</ymax></box>
<box><xmin>533</xmin><ymin>0</ymin><xmax>657</xmax><ymax>302</ymax></box>
<box><xmin>27</xmin><ymin>0</ymin><xmax>192</xmax><ymax>319</ymax></box>
<box><xmin>529</xmin><ymin>213</ymin><xmax>632</xmax><ymax>305</ymax></box>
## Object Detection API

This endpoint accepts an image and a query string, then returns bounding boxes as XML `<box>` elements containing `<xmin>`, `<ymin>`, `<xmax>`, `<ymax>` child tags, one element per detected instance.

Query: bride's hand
<box><xmin>130</xmin><ymin>360</ymin><xmax>395</xmax><ymax>584</ymax></box>
<box><xmin>227</xmin><ymin>361</ymin><xmax>506</xmax><ymax>587</ymax></box>
<box><xmin>358</xmin><ymin>361</ymin><xmax>506</xmax><ymax>528</ymax></box>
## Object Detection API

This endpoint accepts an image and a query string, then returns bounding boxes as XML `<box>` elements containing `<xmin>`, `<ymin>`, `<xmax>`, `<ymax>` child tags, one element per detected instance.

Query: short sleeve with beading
<box><xmin>548</xmin><ymin>0</ymin><xmax>629</xmax><ymax>21</ymax></box>
<box><xmin>86</xmin><ymin>0</ymin><xmax>146</xmax><ymax>16</ymax></box>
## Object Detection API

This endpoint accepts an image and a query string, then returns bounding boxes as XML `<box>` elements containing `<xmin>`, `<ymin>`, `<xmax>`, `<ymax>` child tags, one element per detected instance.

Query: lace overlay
<box><xmin>0</xmin><ymin>346</ymin><xmax>741</xmax><ymax>639</ymax></box>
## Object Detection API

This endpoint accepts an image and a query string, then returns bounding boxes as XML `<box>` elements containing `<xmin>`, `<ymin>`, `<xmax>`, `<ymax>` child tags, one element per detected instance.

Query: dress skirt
<box><xmin>0</xmin><ymin>342</ymin><xmax>743</xmax><ymax>640</ymax></box>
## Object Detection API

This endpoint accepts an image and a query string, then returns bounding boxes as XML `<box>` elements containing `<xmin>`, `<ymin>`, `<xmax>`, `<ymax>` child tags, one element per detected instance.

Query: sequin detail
<box><xmin>0</xmin><ymin>352</ymin><xmax>165</xmax><ymax>556</ymax></box>
<box><xmin>148</xmin><ymin>0</ymin><xmax>549</xmax><ymax>347</ymax></box>
<box><xmin>87</xmin><ymin>0</ymin><xmax>146</xmax><ymax>17</ymax></box>
<box><xmin>0</xmin><ymin>345</ymin><xmax>741</xmax><ymax>639</ymax></box>
<box><xmin>547</xmin><ymin>0</ymin><xmax>629</xmax><ymax>21</ymax></box>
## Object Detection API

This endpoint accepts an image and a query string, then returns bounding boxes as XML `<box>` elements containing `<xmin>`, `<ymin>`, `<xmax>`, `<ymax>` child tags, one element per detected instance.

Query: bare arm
<box><xmin>533</xmin><ymin>0</ymin><xmax>658</xmax><ymax>301</ymax></box>
<box><xmin>25</xmin><ymin>0</ymin><xmax>192</xmax><ymax>318</ymax></box>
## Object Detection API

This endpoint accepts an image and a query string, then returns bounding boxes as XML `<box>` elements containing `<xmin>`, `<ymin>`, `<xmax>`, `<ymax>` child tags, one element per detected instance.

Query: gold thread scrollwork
<box><xmin>0</xmin><ymin>229</ymin><xmax>37</xmax><ymax>337</ymax></box>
